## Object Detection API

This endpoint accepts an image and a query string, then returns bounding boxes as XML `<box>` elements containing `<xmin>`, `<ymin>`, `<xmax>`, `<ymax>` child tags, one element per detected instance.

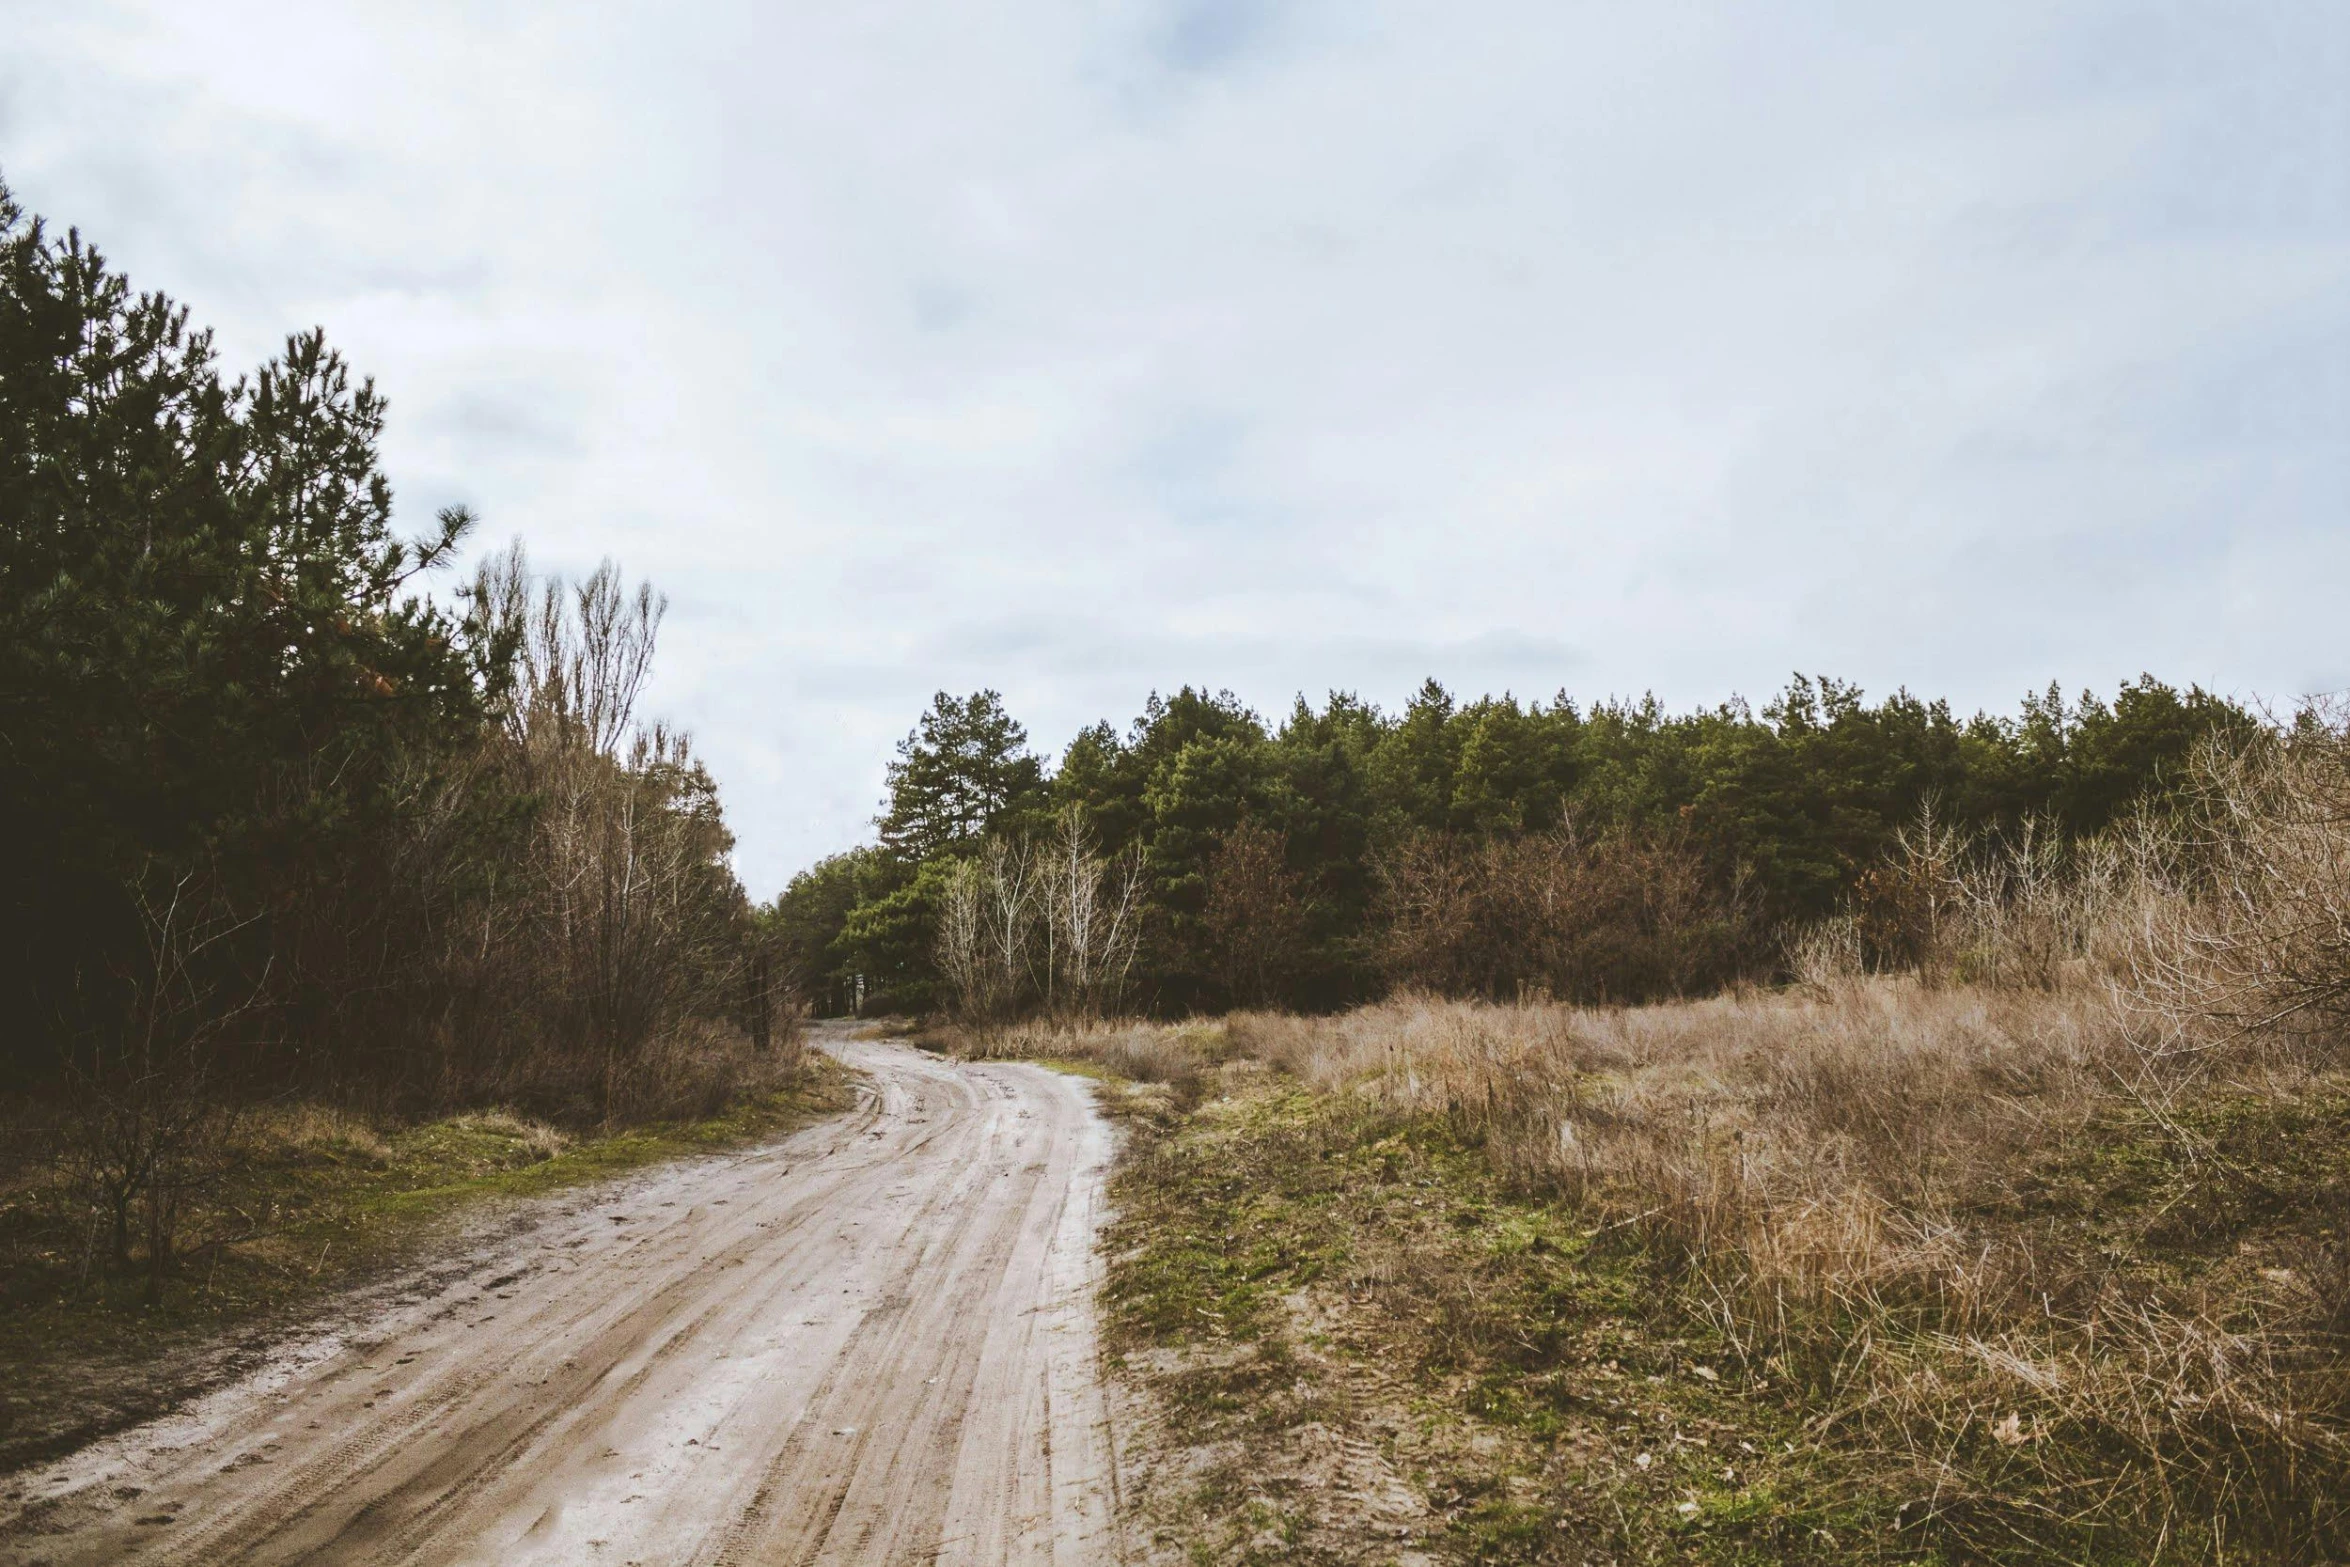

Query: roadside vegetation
<box><xmin>777</xmin><ymin>673</ymin><xmax>2256</xmax><ymax>1021</ymax></box>
<box><xmin>0</xmin><ymin>178</ymin><xmax>818</xmax><ymax>1459</ymax></box>
<box><xmin>944</xmin><ymin>717</ymin><xmax>2350</xmax><ymax>1562</ymax></box>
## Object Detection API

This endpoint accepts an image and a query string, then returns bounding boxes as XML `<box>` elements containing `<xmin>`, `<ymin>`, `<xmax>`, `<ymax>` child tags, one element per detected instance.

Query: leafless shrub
<box><xmin>1377</xmin><ymin>820</ymin><xmax>1753</xmax><ymax>1004</ymax></box>
<box><xmin>606</xmin><ymin>1017</ymin><xmax>806</xmax><ymax>1123</ymax></box>
<box><xmin>60</xmin><ymin>867</ymin><xmax>261</xmax><ymax>1303</ymax></box>
<box><xmin>1849</xmin><ymin>800</ymin><xmax>1968</xmax><ymax>976</ymax></box>
<box><xmin>2158</xmin><ymin>717</ymin><xmax>2350</xmax><ymax>1054</ymax></box>
<box><xmin>1785</xmin><ymin>913</ymin><xmax>1864</xmax><ymax>996</ymax></box>
<box><xmin>1847</xmin><ymin>802</ymin><xmax>2176</xmax><ymax>995</ymax></box>
<box><xmin>1952</xmin><ymin>816</ymin><xmax>2099</xmax><ymax>990</ymax></box>
<box><xmin>1203</xmin><ymin>820</ymin><xmax>1308</xmax><ymax>1008</ymax></box>
<box><xmin>404</xmin><ymin>1012</ymin><xmax>797</xmax><ymax>1128</ymax></box>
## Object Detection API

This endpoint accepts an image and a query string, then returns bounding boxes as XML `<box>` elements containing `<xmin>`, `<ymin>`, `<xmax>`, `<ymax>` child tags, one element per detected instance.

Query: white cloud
<box><xmin>4</xmin><ymin>0</ymin><xmax>2344</xmax><ymax>895</ymax></box>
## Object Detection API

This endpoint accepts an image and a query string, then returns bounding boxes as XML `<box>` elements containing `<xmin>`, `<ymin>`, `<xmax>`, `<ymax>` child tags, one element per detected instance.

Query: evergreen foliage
<box><xmin>777</xmin><ymin>674</ymin><xmax>2261</xmax><ymax>1016</ymax></box>
<box><xmin>876</xmin><ymin>690</ymin><xmax>1047</xmax><ymax>862</ymax></box>
<box><xmin>0</xmin><ymin>179</ymin><xmax>763</xmax><ymax>1113</ymax></box>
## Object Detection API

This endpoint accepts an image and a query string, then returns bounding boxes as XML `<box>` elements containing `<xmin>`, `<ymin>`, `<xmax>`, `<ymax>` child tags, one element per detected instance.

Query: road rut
<box><xmin>2</xmin><ymin>1032</ymin><xmax>1120</xmax><ymax>1566</ymax></box>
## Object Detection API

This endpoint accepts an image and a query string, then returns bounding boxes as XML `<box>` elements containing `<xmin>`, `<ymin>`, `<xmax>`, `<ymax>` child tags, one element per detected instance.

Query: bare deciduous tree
<box><xmin>1035</xmin><ymin>808</ymin><xmax>1142</xmax><ymax>1018</ymax></box>
<box><xmin>936</xmin><ymin>855</ymin><xmax>994</xmax><ymax>1026</ymax></box>
<box><xmin>1203</xmin><ymin>820</ymin><xmax>1307</xmax><ymax>1008</ymax></box>
<box><xmin>1377</xmin><ymin>820</ymin><xmax>1744</xmax><ymax>1004</ymax></box>
<box><xmin>450</xmin><ymin>545</ymin><xmax>756</xmax><ymax>1119</ymax></box>
<box><xmin>935</xmin><ymin>808</ymin><xmax>1144</xmax><ymax>1025</ymax></box>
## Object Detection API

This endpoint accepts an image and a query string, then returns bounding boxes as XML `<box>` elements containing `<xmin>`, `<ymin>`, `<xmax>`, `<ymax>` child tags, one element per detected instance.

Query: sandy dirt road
<box><xmin>2</xmin><ymin>1032</ymin><xmax>1121</xmax><ymax>1566</ymax></box>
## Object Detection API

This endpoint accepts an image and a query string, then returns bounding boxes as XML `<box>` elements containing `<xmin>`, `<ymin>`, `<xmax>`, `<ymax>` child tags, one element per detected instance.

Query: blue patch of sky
<box><xmin>1154</xmin><ymin>0</ymin><xmax>1279</xmax><ymax>75</ymax></box>
<box><xmin>911</xmin><ymin>280</ymin><xmax>975</xmax><ymax>333</ymax></box>
<box><xmin>1125</xmin><ymin>408</ymin><xmax>1259</xmax><ymax>531</ymax></box>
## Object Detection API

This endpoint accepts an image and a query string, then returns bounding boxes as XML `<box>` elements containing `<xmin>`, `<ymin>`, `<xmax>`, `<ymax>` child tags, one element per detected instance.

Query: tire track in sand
<box><xmin>0</xmin><ymin>1031</ymin><xmax>1121</xmax><ymax>1567</ymax></box>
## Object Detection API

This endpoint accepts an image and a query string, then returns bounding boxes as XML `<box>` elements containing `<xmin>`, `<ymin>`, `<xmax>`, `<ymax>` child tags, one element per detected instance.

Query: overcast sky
<box><xmin>5</xmin><ymin>2</ymin><xmax>2345</xmax><ymax>896</ymax></box>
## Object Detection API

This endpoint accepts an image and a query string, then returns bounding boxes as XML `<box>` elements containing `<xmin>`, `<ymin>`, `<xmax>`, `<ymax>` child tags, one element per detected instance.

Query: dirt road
<box><xmin>2</xmin><ymin>1032</ymin><xmax>1121</xmax><ymax>1566</ymax></box>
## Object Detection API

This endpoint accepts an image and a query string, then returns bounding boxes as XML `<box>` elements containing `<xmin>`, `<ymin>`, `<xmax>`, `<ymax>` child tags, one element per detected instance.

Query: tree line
<box><xmin>772</xmin><ymin>675</ymin><xmax>2262</xmax><ymax>1018</ymax></box>
<box><xmin>0</xmin><ymin>179</ymin><xmax>778</xmax><ymax>1289</ymax></box>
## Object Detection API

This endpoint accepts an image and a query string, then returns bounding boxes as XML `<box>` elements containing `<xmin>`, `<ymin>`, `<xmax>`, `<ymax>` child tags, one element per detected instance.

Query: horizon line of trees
<box><xmin>771</xmin><ymin>674</ymin><xmax>2267</xmax><ymax>1019</ymax></box>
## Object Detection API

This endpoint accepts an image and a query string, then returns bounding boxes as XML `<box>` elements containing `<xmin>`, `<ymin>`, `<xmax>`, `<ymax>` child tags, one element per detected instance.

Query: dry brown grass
<box><xmin>948</xmin><ymin>1015</ymin><xmax>1227</xmax><ymax>1109</ymax></box>
<box><xmin>393</xmin><ymin>1012</ymin><xmax>811</xmax><ymax>1130</ymax></box>
<box><xmin>438</xmin><ymin>1111</ymin><xmax>569</xmax><ymax>1164</ymax></box>
<box><xmin>254</xmin><ymin>1103</ymin><xmax>398</xmax><ymax>1167</ymax></box>
<box><xmin>1205</xmin><ymin>719</ymin><xmax>2350</xmax><ymax>1554</ymax></box>
<box><xmin>1234</xmin><ymin>982</ymin><xmax>2093</xmax><ymax>1212</ymax></box>
<box><xmin>1220</xmin><ymin>974</ymin><xmax>2350</xmax><ymax>1557</ymax></box>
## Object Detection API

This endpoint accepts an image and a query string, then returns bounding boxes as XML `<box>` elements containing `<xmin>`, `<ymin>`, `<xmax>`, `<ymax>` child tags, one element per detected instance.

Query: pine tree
<box><xmin>876</xmin><ymin>691</ymin><xmax>1046</xmax><ymax>863</ymax></box>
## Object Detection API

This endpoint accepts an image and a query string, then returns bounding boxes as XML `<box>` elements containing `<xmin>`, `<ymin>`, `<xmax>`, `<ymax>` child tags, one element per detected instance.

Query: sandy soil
<box><xmin>0</xmin><ymin>1032</ymin><xmax>1121</xmax><ymax>1566</ymax></box>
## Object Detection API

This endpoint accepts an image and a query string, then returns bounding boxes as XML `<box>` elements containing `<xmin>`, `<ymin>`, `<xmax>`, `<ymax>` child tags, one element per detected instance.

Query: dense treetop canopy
<box><xmin>774</xmin><ymin>668</ymin><xmax>2260</xmax><ymax>1015</ymax></box>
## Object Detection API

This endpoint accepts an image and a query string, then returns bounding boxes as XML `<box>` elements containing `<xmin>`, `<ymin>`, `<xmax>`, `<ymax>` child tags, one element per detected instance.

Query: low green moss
<box><xmin>1098</xmin><ymin>1064</ymin><xmax>2350</xmax><ymax>1563</ymax></box>
<box><xmin>1101</xmin><ymin>1067</ymin><xmax>1902</xmax><ymax>1564</ymax></box>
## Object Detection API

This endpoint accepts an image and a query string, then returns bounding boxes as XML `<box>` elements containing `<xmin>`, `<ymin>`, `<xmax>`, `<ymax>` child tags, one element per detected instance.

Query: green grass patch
<box><xmin>1009</xmin><ymin>1026</ymin><xmax>2350</xmax><ymax>1560</ymax></box>
<box><xmin>1102</xmin><ymin>1066</ymin><xmax>1910</xmax><ymax>1564</ymax></box>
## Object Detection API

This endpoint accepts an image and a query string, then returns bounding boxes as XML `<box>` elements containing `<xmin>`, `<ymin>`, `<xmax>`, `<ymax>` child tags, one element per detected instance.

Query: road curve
<box><xmin>2</xmin><ymin>1032</ymin><xmax>1120</xmax><ymax>1566</ymax></box>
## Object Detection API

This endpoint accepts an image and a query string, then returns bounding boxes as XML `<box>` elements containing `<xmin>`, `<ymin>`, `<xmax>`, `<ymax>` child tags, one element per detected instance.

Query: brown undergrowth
<box><xmin>1230</xmin><ymin>987</ymin><xmax>2350</xmax><ymax>1560</ymax></box>
<box><xmin>967</xmin><ymin>969</ymin><xmax>2350</xmax><ymax>1560</ymax></box>
<box><xmin>1118</xmin><ymin>1062</ymin><xmax>1896</xmax><ymax>1564</ymax></box>
<box><xmin>946</xmin><ymin>1016</ymin><xmax>1881</xmax><ymax>1562</ymax></box>
<box><xmin>950</xmin><ymin>1015</ymin><xmax>1225</xmax><ymax>1118</ymax></box>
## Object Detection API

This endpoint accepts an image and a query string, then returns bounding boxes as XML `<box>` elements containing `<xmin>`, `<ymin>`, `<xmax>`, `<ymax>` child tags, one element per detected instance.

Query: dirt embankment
<box><xmin>2</xmin><ymin>1031</ymin><xmax>1120</xmax><ymax>1566</ymax></box>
